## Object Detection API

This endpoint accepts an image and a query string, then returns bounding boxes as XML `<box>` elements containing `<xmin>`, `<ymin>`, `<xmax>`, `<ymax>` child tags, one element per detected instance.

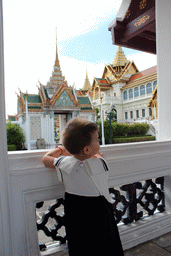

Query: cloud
<box><xmin>5</xmin><ymin>51</ymin><xmax>157</xmax><ymax>117</ymax></box>
<box><xmin>4</xmin><ymin>0</ymin><xmax>157</xmax><ymax>117</ymax></box>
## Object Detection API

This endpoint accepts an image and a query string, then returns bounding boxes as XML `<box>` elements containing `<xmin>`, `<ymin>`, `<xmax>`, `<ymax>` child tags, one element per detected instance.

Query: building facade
<box><xmin>89</xmin><ymin>46</ymin><xmax>157</xmax><ymax>123</ymax></box>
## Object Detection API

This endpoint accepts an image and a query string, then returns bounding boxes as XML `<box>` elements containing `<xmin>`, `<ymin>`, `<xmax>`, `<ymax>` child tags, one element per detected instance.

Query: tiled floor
<box><xmin>40</xmin><ymin>231</ymin><xmax>171</xmax><ymax>255</ymax></box>
<box><xmin>124</xmin><ymin>232</ymin><xmax>171</xmax><ymax>255</ymax></box>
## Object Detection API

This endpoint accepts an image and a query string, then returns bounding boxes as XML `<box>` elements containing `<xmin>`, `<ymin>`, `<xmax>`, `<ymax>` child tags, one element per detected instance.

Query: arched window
<box><xmin>123</xmin><ymin>91</ymin><xmax>127</xmax><ymax>100</ymax></box>
<box><xmin>136</xmin><ymin>110</ymin><xmax>139</xmax><ymax>118</ymax></box>
<box><xmin>140</xmin><ymin>85</ymin><xmax>145</xmax><ymax>96</ymax></box>
<box><xmin>134</xmin><ymin>87</ymin><xmax>139</xmax><ymax>97</ymax></box>
<box><xmin>153</xmin><ymin>80</ymin><xmax>157</xmax><ymax>90</ymax></box>
<box><xmin>142</xmin><ymin>109</ymin><xmax>145</xmax><ymax>117</ymax></box>
<box><xmin>129</xmin><ymin>89</ymin><xmax>133</xmax><ymax>99</ymax></box>
<box><xmin>146</xmin><ymin>83</ymin><xmax>152</xmax><ymax>94</ymax></box>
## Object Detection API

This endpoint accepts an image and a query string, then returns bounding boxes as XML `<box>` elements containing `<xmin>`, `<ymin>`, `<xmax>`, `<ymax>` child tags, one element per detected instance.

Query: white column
<box><xmin>100</xmin><ymin>100</ymin><xmax>105</xmax><ymax>145</ymax></box>
<box><xmin>156</xmin><ymin>0</ymin><xmax>171</xmax><ymax>216</ymax></box>
<box><xmin>51</xmin><ymin>116</ymin><xmax>55</xmax><ymax>145</ymax></box>
<box><xmin>25</xmin><ymin>98</ymin><xmax>31</xmax><ymax>150</ymax></box>
<box><xmin>156</xmin><ymin>0</ymin><xmax>171</xmax><ymax>141</ymax></box>
<box><xmin>0</xmin><ymin>1</ymin><xmax>13</xmax><ymax>254</ymax></box>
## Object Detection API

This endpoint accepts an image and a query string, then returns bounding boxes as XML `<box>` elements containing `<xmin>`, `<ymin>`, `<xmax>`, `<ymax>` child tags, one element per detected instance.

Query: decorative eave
<box><xmin>96</xmin><ymin>78</ymin><xmax>112</xmax><ymax>88</ymax></box>
<box><xmin>79</xmin><ymin>104</ymin><xmax>95</xmax><ymax>112</ymax></box>
<box><xmin>102</xmin><ymin>64</ymin><xmax>116</xmax><ymax>79</ymax></box>
<box><xmin>80</xmin><ymin>109</ymin><xmax>95</xmax><ymax>113</ymax></box>
<box><xmin>148</xmin><ymin>85</ymin><xmax>157</xmax><ymax>107</ymax></box>
<box><xmin>17</xmin><ymin>90</ymin><xmax>26</xmax><ymax>114</ymax></box>
<box><xmin>92</xmin><ymin>77</ymin><xmax>111</xmax><ymax>90</ymax></box>
<box><xmin>91</xmin><ymin>77</ymin><xmax>99</xmax><ymax>91</ymax></box>
<box><xmin>104</xmin><ymin>63</ymin><xmax>130</xmax><ymax>82</ymax></box>
<box><xmin>108</xmin><ymin>0</ymin><xmax>156</xmax><ymax>54</ymax></box>
<box><xmin>37</xmin><ymin>83</ymin><xmax>47</xmax><ymax>107</ymax></box>
<box><xmin>27</xmin><ymin>109</ymin><xmax>44</xmax><ymax>113</ymax></box>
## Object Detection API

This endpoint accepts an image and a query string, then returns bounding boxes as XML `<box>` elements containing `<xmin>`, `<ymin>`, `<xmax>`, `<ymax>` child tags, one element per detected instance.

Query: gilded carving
<box><xmin>125</xmin><ymin>9</ymin><xmax>131</xmax><ymax>19</ymax></box>
<box><xmin>139</xmin><ymin>0</ymin><xmax>147</xmax><ymax>9</ymax></box>
<box><xmin>134</xmin><ymin>15</ymin><xmax>150</xmax><ymax>27</ymax></box>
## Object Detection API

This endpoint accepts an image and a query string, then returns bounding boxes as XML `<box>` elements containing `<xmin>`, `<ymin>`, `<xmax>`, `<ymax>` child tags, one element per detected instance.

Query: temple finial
<box><xmin>112</xmin><ymin>45</ymin><xmax>128</xmax><ymax>67</ymax></box>
<box><xmin>82</xmin><ymin>68</ymin><xmax>91</xmax><ymax>92</ymax></box>
<box><xmin>55</xmin><ymin>27</ymin><xmax>60</xmax><ymax>67</ymax></box>
<box><xmin>18</xmin><ymin>87</ymin><xmax>22</xmax><ymax>94</ymax></box>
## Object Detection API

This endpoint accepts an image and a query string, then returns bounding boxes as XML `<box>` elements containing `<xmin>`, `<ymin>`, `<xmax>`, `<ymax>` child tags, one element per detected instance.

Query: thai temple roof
<box><xmin>82</xmin><ymin>70</ymin><xmax>92</xmax><ymax>91</ymax></box>
<box><xmin>16</xmin><ymin>33</ymin><xmax>95</xmax><ymax>114</ymax></box>
<box><xmin>112</xmin><ymin>46</ymin><xmax>129</xmax><ymax>67</ymax></box>
<box><xmin>23</xmin><ymin>94</ymin><xmax>42</xmax><ymax>103</ymax></box>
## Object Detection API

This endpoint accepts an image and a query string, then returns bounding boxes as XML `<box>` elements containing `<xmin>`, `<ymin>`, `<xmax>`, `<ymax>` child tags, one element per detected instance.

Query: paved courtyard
<box><xmin>40</xmin><ymin>231</ymin><xmax>171</xmax><ymax>256</ymax></box>
<box><xmin>124</xmin><ymin>232</ymin><xmax>171</xmax><ymax>256</ymax></box>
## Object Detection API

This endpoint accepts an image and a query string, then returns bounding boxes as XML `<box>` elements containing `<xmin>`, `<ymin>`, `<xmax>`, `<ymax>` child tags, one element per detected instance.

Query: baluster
<box><xmin>121</xmin><ymin>184</ymin><xmax>137</xmax><ymax>224</ymax></box>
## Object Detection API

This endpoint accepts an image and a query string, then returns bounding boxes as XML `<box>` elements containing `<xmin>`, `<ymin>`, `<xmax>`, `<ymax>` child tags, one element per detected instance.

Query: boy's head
<box><xmin>62</xmin><ymin>118</ymin><xmax>100</xmax><ymax>157</ymax></box>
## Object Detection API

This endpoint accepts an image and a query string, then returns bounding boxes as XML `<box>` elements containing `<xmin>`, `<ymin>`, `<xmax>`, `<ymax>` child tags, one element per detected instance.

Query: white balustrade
<box><xmin>7</xmin><ymin>140</ymin><xmax>171</xmax><ymax>255</ymax></box>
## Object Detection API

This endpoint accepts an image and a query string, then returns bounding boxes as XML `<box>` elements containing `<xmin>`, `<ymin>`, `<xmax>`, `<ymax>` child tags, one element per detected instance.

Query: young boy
<box><xmin>42</xmin><ymin>118</ymin><xmax>124</xmax><ymax>256</ymax></box>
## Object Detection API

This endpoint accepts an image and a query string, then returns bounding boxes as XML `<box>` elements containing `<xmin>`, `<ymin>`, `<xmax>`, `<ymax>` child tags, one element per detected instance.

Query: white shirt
<box><xmin>54</xmin><ymin>156</ymin><xmax>111</xmax><ymax>203</ymax></box>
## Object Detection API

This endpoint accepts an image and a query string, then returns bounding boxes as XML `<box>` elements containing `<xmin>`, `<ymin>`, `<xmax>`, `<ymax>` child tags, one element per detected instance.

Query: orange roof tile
<box><xmin>96</xmin><ymin>78</ymin><xmax>108</xmax><ymax>84</ymax></box>
<box><xmin>76</xmin><ymin>90</ymin><xmax>82</xmax><ymax>96</ymax></box>
<box><xmin>89</xmin><ymin>92</ymin><xmax>93</xmax><ymax>96</ymax></box>
<box><xmin>128</xmin><ymin>66</ymin><xmax>157</xmax><ymax>82</ymax></box>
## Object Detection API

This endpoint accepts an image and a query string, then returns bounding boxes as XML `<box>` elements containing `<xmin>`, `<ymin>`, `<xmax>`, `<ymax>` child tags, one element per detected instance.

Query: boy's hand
<box><xmin>58</xmin><ymin>145</ymin><xmax>71</xmax><ymax>156</ymax></box>
<box><xmin>92</xmin><ymin>151</ymin><xmax>103</xmax><ymax>158</ymax></box>
<box><xmin>42</xmin><ymin>145</ymin><xmax>71</xmax><ymax>169</ymax></box>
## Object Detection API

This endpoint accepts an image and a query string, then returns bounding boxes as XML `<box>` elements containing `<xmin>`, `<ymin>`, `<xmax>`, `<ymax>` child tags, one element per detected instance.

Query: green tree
<box><xmin>95</xmin><ymin>108</ymin><xmax>101</xmax><ymax>121</ymax></box>
<box><xmin>6</xmin><ymin>122</ymin><xmax>26</xmax><ymax>150</ymax></box>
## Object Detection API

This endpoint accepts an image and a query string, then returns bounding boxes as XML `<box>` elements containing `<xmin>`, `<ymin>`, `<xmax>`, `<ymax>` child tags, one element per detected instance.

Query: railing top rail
<box><xmin>7</xmin><ymin>140</ymin><xmax>171</xmax><ymax>184</ymax></box>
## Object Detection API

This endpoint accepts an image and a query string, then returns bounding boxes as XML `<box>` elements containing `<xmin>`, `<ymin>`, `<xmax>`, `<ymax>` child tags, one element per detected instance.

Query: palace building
<box><xmin>89</xmin><ymin>46</ymin><xmax>157</xmax><ymax>123</ymax></box>
<box><xmin>15</xmin><ymin>41</ymin><xmax>157</xmax><ymax>149</ymax></box>
<box><xmin>16</xmin><ymin>40</ymin><xmax>95</xmax><ymax>149</ymax></box>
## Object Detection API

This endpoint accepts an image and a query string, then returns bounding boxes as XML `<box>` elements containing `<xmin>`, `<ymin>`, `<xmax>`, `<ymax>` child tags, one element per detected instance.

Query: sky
<box><xmin>3</xmin><ymin>0</ymin><xmax>157</xmax><ymax>117</ymax></box>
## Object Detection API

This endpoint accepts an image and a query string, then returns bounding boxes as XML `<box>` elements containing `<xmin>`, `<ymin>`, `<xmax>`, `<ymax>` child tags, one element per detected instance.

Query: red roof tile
<box><xmin>128</xmin><ymin>66</ymin><xmax>157</xmax><ymax>82</ymax></box>
<box><xmin>96</xmin><ymin>78</ymin><xmax>108</xmax><ymax>84</ymax></box>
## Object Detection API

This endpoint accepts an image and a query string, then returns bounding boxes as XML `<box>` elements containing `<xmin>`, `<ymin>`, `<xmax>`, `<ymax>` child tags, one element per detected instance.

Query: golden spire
<box><xmin>46</xmin><ymin>28</ymin><xmax>64</xmax><ymax>87</ymax></box>
<box><xmin>55</xmin><ymin>27</ymin><xmax>60</xmax><ymax>67</ymax></box>
<box><xmin>112</xmin><ymin>46</ymin><xmax>128</xmax><ymax>67</ymax></box>
<box><xmin>82</xmin><ymin>69</ymin><xmax>91</xmax><ymax>91</ymax></box>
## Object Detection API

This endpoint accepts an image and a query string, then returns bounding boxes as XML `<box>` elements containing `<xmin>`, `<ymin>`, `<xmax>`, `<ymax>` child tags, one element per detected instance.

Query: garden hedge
<box><xmin>97</xmin><ymin>121</ymin><xmax>151</xmax><ymax>144</ymax></box>
<box><xmin>113</xmin><ymin>136</ymin><xmax>155</xmax><ymax>144</ymax></box>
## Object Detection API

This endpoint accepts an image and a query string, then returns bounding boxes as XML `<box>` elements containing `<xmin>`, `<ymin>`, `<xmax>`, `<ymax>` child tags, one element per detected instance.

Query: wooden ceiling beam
<box><xmin>122</xmin><ymin>7</ymin><xmax>155</xmax><ymax>42</ymax></box>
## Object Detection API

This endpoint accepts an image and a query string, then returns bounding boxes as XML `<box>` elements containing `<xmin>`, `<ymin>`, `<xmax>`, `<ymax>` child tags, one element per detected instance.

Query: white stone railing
<box><xmin>8</xmin><ymin>140</ymin><xmax>171</xmax><ymax>255</ymax></box>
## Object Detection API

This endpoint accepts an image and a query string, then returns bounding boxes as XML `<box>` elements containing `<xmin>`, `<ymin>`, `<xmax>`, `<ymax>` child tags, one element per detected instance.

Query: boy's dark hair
<box><xmin>62</xmin><ymin>118</ymin><xmax>98</xmax><ymax>155</ymax></box>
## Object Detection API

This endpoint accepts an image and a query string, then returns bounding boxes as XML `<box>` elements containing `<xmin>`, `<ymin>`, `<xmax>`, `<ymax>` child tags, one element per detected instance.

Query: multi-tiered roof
<box><xmin>91</xmin><ymin>46</ymin><xmax>139</xmax><ymax>99</ymax></box>
<box><xmin>17</xmin><ymin>35</ymin><xmax>94</xmax><ymax>115</ymax></box>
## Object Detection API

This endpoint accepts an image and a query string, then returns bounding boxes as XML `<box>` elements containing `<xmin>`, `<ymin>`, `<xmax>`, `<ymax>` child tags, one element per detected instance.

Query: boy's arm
<box><xmin>42</xmin><ymin>146</ymin><xmax>71</xmax><ymax>169</ymax></box>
